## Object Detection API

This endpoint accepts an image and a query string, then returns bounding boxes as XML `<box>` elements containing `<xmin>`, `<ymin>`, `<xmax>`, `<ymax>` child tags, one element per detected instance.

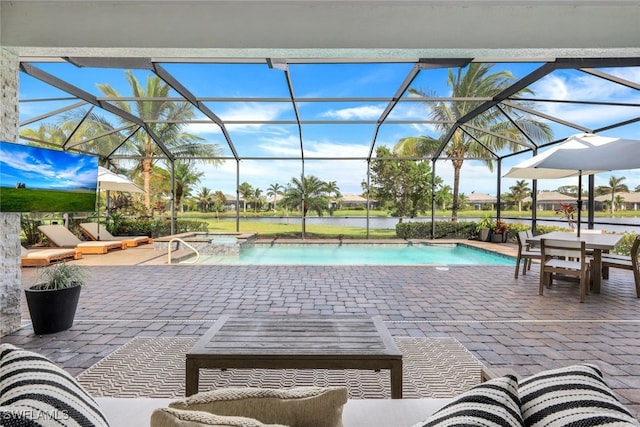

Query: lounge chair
<box><xmin>21</xmin><ymin>245</ymin><xmax>82</xmax><ymax>267</ymax></box>
<box><xmin>38</xmin><ymin>224</ymin><xmax>126</xmax><ymax>255</ymax></box>
<box><xmin>80</xmin><ymin>222</ymin><xmax>151</xmax><ymax>247</ymax></box>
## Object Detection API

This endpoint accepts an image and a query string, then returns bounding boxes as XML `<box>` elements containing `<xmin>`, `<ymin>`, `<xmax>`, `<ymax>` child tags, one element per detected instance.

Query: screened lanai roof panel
<box><xmin>287</xmin><ymin>62</ymin><xmax>416</xmax><ymax>98</ymax></box>
<box><xmin>299</xmin><ymin>123</ymin><xmax>378</xmax><ymax>158</ymax></box>
<box><xmin>298</xmin><ymin>101</ymin><xmax>388</xmax><ymax>123</ymax></box>
<box><xmin>509</xmin><ymin>99</ymin><xmax>640</xmax><ymax>136</ymax></box>
<box><xmin>523</xmin><ymin>67</ymin><xmax>640</xmax><ymax>103</ymax></box>
<box><xmin>201</xmin><ymin>101</ymin><xmax>297</xmax><ymax>123</ymax></box>
<box><xmin>159</xmin><ymin>62</ymin><xmax>292</xmax><ymax>98</ymax></box>
<box><xmin>23</xmin><ymin>63</ymin><xmax>179</xmax><ymax>99</ymax></box>
<box><xmin>304</xmin><ymin>158</ymin><xmax>368</xmax><ymax>194</ymax></box>
<box><xmin>225</xmin><ymin>124</ymin><xmax>303</xmax><ymax>158</ymax></box>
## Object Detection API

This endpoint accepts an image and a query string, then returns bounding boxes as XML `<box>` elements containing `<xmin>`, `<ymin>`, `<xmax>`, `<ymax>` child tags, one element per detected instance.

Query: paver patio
<box><xmin>4</xmin><ymin>243</ymin><xmax>640</xmax><ymax>418</ymax></box>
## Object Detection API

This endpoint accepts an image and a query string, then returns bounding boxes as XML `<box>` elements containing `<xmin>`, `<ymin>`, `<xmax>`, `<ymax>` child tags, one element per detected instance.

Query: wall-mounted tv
<box><xmin>0</xmin><ymin>141</ymin><xmax>99</xmax><ymax>212</ymax></box>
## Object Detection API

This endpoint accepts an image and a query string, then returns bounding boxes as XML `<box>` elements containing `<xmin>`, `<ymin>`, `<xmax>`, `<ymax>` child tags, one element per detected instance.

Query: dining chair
<box><xmin>515</xmin><ymin>231</ymin><xmax>541</xmax><ymax>278</ymax></box>
<box><xmin>539</xmin><ymin>238</ymin><xmax>591</xmax><ymax>303</ymax></box>
<box><xmin>600</xmin><ymin>235</ymin><xmax>640</xmax><ymax>298</ymax></box>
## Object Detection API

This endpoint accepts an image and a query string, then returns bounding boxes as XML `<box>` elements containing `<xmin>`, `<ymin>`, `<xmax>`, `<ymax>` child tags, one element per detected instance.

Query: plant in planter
<box><xmin>555</xmin><ymin>202</ymin><xmax>577</xmax><ymax>231</ymax></box>
<box><xmin>476</xmin><ymin>214</ymin><xmax>494</xmax><ymax>242</ymax></box>
<box><xmin>25</xmin><ymin>262</ymin><xmax>89</xmax><ymax>335</ymax></box>
<box><xmin>492</xmin><ymin>219</ymin><xmax>509</xmax><ymax>243</ymax></box>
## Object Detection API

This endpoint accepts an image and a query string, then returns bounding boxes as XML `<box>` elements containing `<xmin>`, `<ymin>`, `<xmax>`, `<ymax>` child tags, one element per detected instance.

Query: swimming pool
<box><xmin>193</xmin><ymin>243</ymin><xmax>514</xmax><ymax>265</ymax></box>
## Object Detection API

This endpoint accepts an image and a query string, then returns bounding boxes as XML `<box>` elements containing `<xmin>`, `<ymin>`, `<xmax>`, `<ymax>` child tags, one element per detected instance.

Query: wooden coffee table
<box><xmin>185</xmin><ymin>315</ymin><xmax>403</xmax><ymax>398</ymax></box>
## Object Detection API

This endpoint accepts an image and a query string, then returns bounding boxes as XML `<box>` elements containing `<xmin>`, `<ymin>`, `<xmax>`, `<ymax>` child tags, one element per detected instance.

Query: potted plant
<box><xmin>492</xmin><ymin>219</ymin><xmax>509</xmax><ymax>243</ymax></box>
<box><xmin>25</xmin><ymin>262</ymin><xmax>88</xmax><ymax>335</ymax></box>
<box><xmin>476</xmin><ymin>214</ymin><xmax>493</xmax><ymax>242</ymax></box>
<box><xmin>555</xmin><ymin>202</ymin><xmax>577</xmax><ymax>231</ymax></box>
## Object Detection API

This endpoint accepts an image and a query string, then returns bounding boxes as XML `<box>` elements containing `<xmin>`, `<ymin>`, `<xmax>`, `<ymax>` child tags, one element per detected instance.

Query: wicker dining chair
<box><xmin>601</xmin><ymin>234</ymin><xmax>640</xmax><ymax>298</ymax></box>
<box><xmin>539</xmin><ymin>238</ymin><xmax>591</xmax><ymax>303</ymax></box>
<box><xmin>514</xmin><ymin>231</ymin><xmax>541</xmax><ymax>279</ymax></box>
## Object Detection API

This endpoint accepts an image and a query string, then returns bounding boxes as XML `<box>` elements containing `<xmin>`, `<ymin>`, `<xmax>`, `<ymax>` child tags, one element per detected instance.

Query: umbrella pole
<box><xmin>577</xmin><ymin>172</ymin><xmax>582</xmax><ymax>238</ymax></box>
<box><xmin>97</xmin><ymin>186</ymin><xmax>101</xmax><ymax>240</ymax></box>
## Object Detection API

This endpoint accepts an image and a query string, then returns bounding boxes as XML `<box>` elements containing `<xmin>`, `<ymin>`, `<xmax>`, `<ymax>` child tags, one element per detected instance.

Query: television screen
<box><xmin>0</xmin><ymin>141</ymin><xmax>99</xmax><ymax>212</ymax></box>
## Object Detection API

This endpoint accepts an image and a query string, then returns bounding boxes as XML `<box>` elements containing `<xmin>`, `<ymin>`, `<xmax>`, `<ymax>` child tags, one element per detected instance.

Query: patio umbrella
<box><xmin>504</xmin><ymin>133</ymin><xmax>640</xmax><ymax>236</ymax></box>
<box><xmin>98</xmin><ymin>166</ymin><xmax>144</xmax><ymax>193</ymax></box>
<box><xmin>96</xmin><ymin>167</ymin><xmax>144</xmax><ymax>239</ymax></box>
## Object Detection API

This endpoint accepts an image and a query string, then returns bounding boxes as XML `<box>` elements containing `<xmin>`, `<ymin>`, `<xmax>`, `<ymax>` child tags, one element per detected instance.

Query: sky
<box><xmin>16</xmin><ymin>60</ymin><xmax>640</xmax><ymax>198</ymax></box>
<box><xmin>0</xmin><ymin>141</ymin><xmax>98</xmax><ymax>191</ymax></box>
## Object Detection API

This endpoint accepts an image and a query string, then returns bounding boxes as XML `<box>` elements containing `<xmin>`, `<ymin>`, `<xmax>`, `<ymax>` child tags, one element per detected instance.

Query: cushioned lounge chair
<box><xmin>80</xmin><ymin>222</ymin><xmax>151</xmax><ymax>247</ymax></box>
<box><xmin>38</xmin><ymin>224</ymin><xmax>126</xmax><ymax>254</ymax></box>
<box><xmin>21</xmin><ymin>245</ymin><xmax>82</xmax><ymax>267</ymax></box>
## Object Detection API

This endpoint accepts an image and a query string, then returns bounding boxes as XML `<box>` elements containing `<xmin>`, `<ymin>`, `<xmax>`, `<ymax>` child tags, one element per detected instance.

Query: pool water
<box><xmin>195</xmin><ymin>243</ymin><xmax>514</xmax><ymax>265</ymax></box>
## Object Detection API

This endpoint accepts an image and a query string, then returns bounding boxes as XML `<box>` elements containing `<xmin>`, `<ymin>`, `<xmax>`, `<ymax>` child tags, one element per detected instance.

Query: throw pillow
<box><xmin>0</xmin><ymin>343</ymin><xmax>110</xmax><ymax>427</ymax></box>
<box><xmin>519</xmin><ymin>364</ymin><xmax>639</xmax><ymax>427</ymax></box>
<box><xmin>151</xmin><ymin>407</ymin><xmax>289</xmax><ymax>427</ymax></box>
<box><xmin>412</xmin><ymin>375</ymin><xmax>523</xmax><ymax>427</ymax></box>
<box><xmin>169</xmin><ymin>386</ymin><xmax>348</xmax><ymax>427</ymax></box>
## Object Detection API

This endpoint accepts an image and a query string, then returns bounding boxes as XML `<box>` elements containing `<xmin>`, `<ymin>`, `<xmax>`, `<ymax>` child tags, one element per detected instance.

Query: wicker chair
<box><xmin>600</xmin><ymin>235</ymin><xmax>640</xmax><ymax>298</ymax></box>
<box><xmin>539</xmin><ymin>238</ymin><xmax>591</xmax><ymax>303</ymax></box>
<box><xmin>514</xmin><ymin>231</ymin><xmax>541</xmax><ymax>278</ymax></box>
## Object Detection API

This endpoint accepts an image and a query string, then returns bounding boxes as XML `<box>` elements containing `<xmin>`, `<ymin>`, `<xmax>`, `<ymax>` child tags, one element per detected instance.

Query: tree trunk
<box><xmin>451</xmin><ymin>160</ymin><xmax>463</xmax><ymax>222</ymax></box>
<box><xmin>143</xmin><ymin>136</ymin><xmax>153</xmax><ymax>211</ymax></box>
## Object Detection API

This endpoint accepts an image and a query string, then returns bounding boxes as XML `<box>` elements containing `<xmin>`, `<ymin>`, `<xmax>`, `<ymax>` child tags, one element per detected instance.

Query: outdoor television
<box><xmin>0</xmin><ymin>141</ymin><xmax>99</xmax><ymax>212</ymax></box>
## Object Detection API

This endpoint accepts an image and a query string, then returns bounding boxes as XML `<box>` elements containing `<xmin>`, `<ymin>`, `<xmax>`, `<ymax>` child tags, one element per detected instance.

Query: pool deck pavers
<box><xmin>4</xmin><ymin>239</ymin><xmax>640</xmax><ymax>418</ymax></box>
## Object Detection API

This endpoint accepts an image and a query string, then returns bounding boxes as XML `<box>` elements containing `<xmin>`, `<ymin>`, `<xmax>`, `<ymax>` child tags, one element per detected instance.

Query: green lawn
<box><xmin>202</xmin><ymin>218</ymin><xmax>397</xmax><ymax>239</ymax></box>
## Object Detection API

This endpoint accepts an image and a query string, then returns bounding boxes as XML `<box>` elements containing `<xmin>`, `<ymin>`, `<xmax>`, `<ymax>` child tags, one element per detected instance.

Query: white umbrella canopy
<box><xmin>504</xmin><ymin>133</ymin><xmax>640</xmax><ymax>236</ymax></box>
<box><xmin>504</xmin><ymin>133</ymin><xmax>640</xmax><ymax>179</ymax></box>
<box><xmin>98</xmin><ymin>166</ymin><xmax>144</xmax><ymax>193</ymax></box>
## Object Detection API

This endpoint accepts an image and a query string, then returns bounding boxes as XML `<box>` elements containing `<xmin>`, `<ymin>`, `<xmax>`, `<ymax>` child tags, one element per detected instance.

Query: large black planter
<box><xmin>25</xmin><ymin>284</ymin><xmax>81</xmax><ymax>335</ymax></box>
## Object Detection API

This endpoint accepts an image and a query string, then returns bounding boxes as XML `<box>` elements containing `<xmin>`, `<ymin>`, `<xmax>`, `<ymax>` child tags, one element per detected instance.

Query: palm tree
<box><xmin>614</xmin><ymin>194</ymin><xmax>626</xmax><ymax>212</ymax></box>
<box><xmin>212</xmin><ymin>191</ymin><xmax>227</xmax><ymax>217</ymax></box>
<box><xmin>95</xmin><ymin>70</ymin><xmax>222</xmax><ymax>210</ymax></box>
<box><xmin>393</xmin><ymin>63</ymin><xmax>553</xmax><ymax>221</ymax></box>
<box><xmin>238</xmin><ymin>182</ymin><xmax>253</xmax><ymax>214</ymax></box>
<box><xmin>173</xmin><ymin>161</ymin><xmax>204</xmax><ymax>212</ymax></box>
<box><xmin>196</xmin><ymin>187</ymin><xmax>213</xmax><ymax>212</ymax></box>
<box><xmin>282</xmin><ymin>175</ymin><xmax>330</xmax><ymax>217</ymax></box>
<box><xmin>267</xmin><ymin>183</ymin><xmax>283</xmax><ymax>211</ymax></box>
<box><xmin>252</xmin><ymin>188</ymin><xmax>263</xmax><ymax>213</ymax></box>
<box><xmin>434</xmin><ymin>184</ymin><xmax>453</xmax><ymax>211</ymax></box>
<box><xmin>601</xmin><ymin>175</ymin><xmax>628</xmax><ymax>214</ymax></box>
<box><xmin>510</xmin><ymin>180</ymin><xmax>531</xmax><ymax>212</ymax></box>
<box><xmin>324</xmin><ymin>180</ymin><xmax>341</xmax><ymax>214</ymax></box>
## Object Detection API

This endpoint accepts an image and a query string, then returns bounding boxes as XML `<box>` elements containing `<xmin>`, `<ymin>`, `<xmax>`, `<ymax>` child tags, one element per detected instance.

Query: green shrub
<box><xmin>612</xmin><ymin>232</ymin><xmax>638</xmax><ymax>256</ymax></box>
<box><xmin>396</xmin><ymin>221</ymin><xmax>477</xmax><ymax>239</ymax></box>
<box><xmin>115</xmin><ymin>218</ymin><xmax>208</xmax><ymax>238</ymax></box>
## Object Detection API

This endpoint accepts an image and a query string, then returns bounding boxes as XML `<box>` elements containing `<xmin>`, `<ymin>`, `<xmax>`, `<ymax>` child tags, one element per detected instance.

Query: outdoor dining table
<box><xmin>527</xmin><ymin>231</ymin><xmax>624</xmax><ymax>293</ymax></box>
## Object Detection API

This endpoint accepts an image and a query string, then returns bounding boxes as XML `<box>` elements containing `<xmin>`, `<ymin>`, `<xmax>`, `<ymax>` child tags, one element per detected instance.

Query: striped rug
<box><xmin>77</xmin><ymin>336</ymin><xmax>484</xmax><ymax>399</ymax></box>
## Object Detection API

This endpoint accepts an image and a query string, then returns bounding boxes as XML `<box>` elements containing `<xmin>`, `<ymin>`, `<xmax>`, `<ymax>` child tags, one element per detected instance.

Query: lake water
<box><xmin>227</xmin><ymin>216</ymin><xmax>640</xmax><ymax>233</ymax></box>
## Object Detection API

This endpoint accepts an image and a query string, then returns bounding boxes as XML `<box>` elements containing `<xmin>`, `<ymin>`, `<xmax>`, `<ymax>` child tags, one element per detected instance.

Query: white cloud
<box><xmin>528</xmin><ymin>70</ymin><xmax>640</xmax><ymax>129</ymax></box>
<box><xmin>321</xmin><ymin>105</ymin><xmax>383</xmax><ymax>120</ymax></box>
<box><xmin>184</xmin><ymin>102</ymin><xmax>291</xmax><ymax>136</ymax></box>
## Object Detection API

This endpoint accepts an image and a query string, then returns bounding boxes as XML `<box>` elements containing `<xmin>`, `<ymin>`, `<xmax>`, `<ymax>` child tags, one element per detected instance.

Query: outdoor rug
<box><xmin>77</xmin><ymin>337</ymin><xmax>484</xmax><ymax>399</ymax></box>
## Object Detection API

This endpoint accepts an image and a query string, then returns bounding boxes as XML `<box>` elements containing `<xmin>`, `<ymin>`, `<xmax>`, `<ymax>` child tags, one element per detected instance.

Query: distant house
<box><xmin>594</xmin><ymin>191</ymin><xmax>640</xmax><ymax>211</ymax></box>
<box><xmin>337</xmin><ymin>194</ymin><xmax>378</xmax><ymax>209</ymax></box>
<box><xmin>467</xmin><ymin>192</ymin><xmax>496</xmax><ymax>210</ymax></box>
<box><xmin>224</xmin><ymin>193</ymin><xmax>238</xmax><ymax>210</ymax></box>
<box><xmin>523</xmin><ymin>191</ymin><xmax>577</xmax><ymax>211</ymax></box>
